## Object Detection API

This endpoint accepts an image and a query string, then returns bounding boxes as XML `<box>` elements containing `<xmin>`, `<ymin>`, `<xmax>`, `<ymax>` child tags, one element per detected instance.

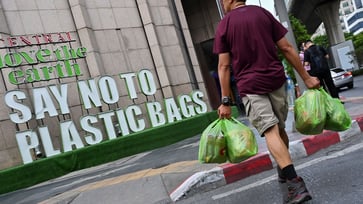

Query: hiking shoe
<box><xmin>278</xmin><ymin>180</ymin><xmax>288</xmax><ymax>202</ymax></box>
<box><xmin>277</xmin><ymin>167</ymin><xmax>287</xmax><ymax>201</ymax></box>
<box><xmin>285</xmin><ymin>177</ymin><xmax>312</xmax><ymax>204</ymax></box>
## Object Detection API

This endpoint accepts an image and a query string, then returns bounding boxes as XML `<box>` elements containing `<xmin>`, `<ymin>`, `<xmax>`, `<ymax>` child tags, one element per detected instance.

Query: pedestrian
<box><xmin>213</xmin><ymin>1</ymin><xmax>320</xmax><ymax>203</ymax></box>
<box><xmin>303</xmin><ymin>40</ymin><xmax>340</xmax><ymax>99</ymax></box>
<box><xmin>299</xmin><ymin>42</ymin><xmax>311</xmax><ymax>72</ymax></box>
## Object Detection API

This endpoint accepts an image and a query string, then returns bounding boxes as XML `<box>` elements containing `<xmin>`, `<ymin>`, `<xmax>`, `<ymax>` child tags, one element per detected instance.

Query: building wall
<box><xmin>347</xmin><ymin>8</ymin><xmax>363</xmax><ymax>34</ymax></box>
<box><xmin>346</xmin><ymin>0</ymin><xmax>363</xmax><ymax>35</ymax></box>
<box><xmin>354</xmin><ymin>0</ymin><xmax>363</xmax><ymax>9</ymax></box>
<box><xmin>0</xmin><ymin>0</ymin><xmax>210</xmax><ymax>169</ymax></box>
<box><xmin>182</xmin><ymin>0</ymin><xmax>220</xmax><ymax>44</ymax></box>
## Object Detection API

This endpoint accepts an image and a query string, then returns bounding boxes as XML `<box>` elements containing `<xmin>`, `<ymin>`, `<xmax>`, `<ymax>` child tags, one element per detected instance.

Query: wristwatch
<box><xmin>221</xmin><ymin>96</ymin><xmax>232</xmax><ymax>106</ymax></box>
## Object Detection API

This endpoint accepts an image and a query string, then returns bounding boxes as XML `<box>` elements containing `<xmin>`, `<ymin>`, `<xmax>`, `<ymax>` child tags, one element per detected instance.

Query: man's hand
<box><xmin>218</xmin><ymin>104</ymin><xmax>232</xmax><ymax>119</ymax></box>
<box><xmin>304</xmin><ymin>76</ymin><xmax>320</xmax><ymax>89</ymax></box>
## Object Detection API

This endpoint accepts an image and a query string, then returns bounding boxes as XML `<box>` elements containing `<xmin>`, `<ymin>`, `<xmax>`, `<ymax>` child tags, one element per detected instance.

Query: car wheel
<box><xmin>347</xmin><ymin>83</ymin><xmax>354</xmax><ymax>89</ymax></box>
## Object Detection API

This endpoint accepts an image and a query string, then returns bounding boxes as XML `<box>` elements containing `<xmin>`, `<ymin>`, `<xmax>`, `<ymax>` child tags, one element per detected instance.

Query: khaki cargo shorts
<box><xmin>241</xmin><ymin>83</ymin><xmax>288</xmax><ymax>136</ymax></box>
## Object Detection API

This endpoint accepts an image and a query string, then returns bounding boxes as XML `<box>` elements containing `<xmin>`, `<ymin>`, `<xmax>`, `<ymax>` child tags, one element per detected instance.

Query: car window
<box><xmin>331</xmin><ymin>68</ymin><xmax>345</xmax><ymax>73</ymax></box>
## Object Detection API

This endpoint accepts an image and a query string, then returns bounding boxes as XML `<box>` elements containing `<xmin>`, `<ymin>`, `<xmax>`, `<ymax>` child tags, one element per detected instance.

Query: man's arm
<box><xmin>217</xmin><ymin>52</ymin><xmax>232</xmax><ymax>118</ymax></box>
<box><xmin>276</xmin><ymin>37</ymin><xmax>320</xmax><ymax>89</ymax></box>
<box><xmin>218</xmin><ymin>53</ymin><xmax>232</xmax><ymax>98</ymax></box>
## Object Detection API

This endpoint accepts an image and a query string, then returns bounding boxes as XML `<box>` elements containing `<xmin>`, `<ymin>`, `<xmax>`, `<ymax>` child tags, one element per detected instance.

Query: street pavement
<box><xmin>2</xmin><ymin>95</ymin><xmax>363</xmax><ymax>204</ymax></box>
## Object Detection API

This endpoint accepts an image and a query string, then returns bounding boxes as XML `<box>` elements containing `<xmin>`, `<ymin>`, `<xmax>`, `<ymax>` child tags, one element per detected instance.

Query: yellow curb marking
<box><xmin>39</xmin><ymin>160</ymin><xmax>199</xmax><ymax>204</ymax></box>
<box><xmin>79</xmin><ymin>160</ymin><xmax>199</xmax><ymax>190</ymax></box>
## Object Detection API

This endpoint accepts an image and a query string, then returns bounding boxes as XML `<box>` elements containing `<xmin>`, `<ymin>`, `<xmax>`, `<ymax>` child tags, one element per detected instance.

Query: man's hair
<box><xmin>304</xmin><ymin>40</ymin><xmax>314</xmax><ymax>48</ymax></box>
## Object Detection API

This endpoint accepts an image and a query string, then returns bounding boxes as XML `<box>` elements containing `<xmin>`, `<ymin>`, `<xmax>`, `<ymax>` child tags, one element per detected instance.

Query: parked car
<box><xmin>330</xmin><ymin>68</ymin><xmax>354</xmax><ymax>89</ymax></box>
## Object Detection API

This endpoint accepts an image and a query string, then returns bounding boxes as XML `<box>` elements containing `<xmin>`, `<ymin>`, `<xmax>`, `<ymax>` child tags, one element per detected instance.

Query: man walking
<box><xmin>213</xmin><ymin>0</ymin><xmax>320</xmax><ymax>203</ymax></box>
<box><xmin>304</xmin><ymin>40</ymin><xmax>340</xmax><ymax>99</ymax></box>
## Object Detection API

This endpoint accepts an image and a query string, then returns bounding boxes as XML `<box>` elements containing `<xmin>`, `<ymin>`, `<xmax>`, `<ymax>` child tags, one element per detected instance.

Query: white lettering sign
<box><xmin>5</xmin><ymin>69</ymin><xmax>208</xmax><ymax>164</ymax></box>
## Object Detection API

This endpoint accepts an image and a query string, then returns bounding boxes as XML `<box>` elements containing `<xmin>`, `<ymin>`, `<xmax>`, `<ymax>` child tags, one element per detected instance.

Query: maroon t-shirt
<box><xmin>213</xmin><ymin>5</ymin><xmax>288</xmax><ymax>97</ymax></box>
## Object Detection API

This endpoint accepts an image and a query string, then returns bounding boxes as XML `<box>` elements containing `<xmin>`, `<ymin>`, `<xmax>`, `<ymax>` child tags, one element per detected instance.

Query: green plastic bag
<box><xmin>294</xmin><ymin>88</ymin><xmax>326</xmax><ymax>135</ymax></box>
<box><xmin>198</xmin><ymin>119</ymin><xmax>227</xmax><ymax>163</ymax></box>
<box><xmin>222</xmin><ymin>118</ymin><xmax>258</xmax><ymax>163</ymax></box>
<box><xmin>321</xmin><ymin>89</ymin><xmax>352</xmax><ymax>131</ymax></box>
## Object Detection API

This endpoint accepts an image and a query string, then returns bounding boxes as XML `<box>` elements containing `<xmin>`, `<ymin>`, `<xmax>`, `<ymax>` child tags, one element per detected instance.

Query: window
<box><xmin>348</xmin><ymin>11</ymin><xmax>363</xmax><ymax>25</ymax></box>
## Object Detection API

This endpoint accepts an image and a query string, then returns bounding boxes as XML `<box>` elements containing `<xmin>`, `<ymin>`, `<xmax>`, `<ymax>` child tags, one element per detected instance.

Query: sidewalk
<box><xmin>38</xmin><ymin>109</ymin><xmax>363</xmax><ymax>204</ymax></box>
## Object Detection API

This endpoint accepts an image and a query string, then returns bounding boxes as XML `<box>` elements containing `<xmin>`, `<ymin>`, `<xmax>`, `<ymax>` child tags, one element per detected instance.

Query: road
<box><xmin>177</xmin><ymin>131</ymin><xmax>363</xmax><ymax>204</ymax></box>
<box><xmin>339</xmin><ymin>74</ymin><xmax>363</xmax><ymax>118</ymax></box>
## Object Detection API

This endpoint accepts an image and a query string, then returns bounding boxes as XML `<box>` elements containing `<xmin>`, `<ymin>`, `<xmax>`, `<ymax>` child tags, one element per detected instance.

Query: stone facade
<box><xmin>0</xmin><ymin>0</ymin><xmax>222</xmax><ymax>170</ymax></box>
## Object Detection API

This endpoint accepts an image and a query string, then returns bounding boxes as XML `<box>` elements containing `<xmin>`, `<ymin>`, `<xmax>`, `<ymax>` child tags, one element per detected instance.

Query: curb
<box><xmin>170</xmin><ymin>117</ymin><xmax>363</xmax><ymax>202</ymax></box>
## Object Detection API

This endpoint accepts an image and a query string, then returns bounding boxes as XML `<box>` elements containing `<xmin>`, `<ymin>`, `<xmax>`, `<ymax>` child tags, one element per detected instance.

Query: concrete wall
<box><xmin>182</xmin><ymin>0</ymin><xmax>220</xmax><ymax>44</ymax></box>
<box><xmin>181</xmin><ymin>0</ymin><xmax>222</xmax><ymax>109</ymax></box>
<box><xmin>0</xmin><ymin>0</ymin><xmax>211</xmax><ymax>170</ymax></box>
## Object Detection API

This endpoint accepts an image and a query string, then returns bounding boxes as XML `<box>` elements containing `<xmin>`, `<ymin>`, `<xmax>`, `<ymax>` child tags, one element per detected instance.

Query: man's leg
<box><xmin>244</xmin><ymin>84</ymin><xmax>311</xmax><ymax>203</ymax></box>
<box><xmin>264</xmin><ymin>124</ymin><xmax>291</xmax><ymax>169</ymax></box>
<box><xmin>323</xmin><ymin>71</ymin><xmax>340</xmax><ymax>99</ymax></box>
<box><xmin>265</xmin><ymin>84</ymin><xmax>291</xmax><ymax>182</ymax></box>
<box><xmin>279</xmin><ymin>128</ymin><xmax>289</xmax><ymax>148</ymax></box>
<box><xmin>277</xmin><ymin>128</ymin><xmax>290</xmax><ymax>201</ymax></box>
<box><xmin>264</xmin><ymin>125</ymin><xmax>311</xmax><ymax>204</ymax></box>
<box><xmin>277</xmin><ymin>128</ymin><xmax>289</xmax><ymax>182</ymax></box>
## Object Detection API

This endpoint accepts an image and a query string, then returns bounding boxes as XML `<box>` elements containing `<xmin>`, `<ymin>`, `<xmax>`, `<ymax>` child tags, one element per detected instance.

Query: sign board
<box><xmin>330</xmin><ymin>40</ymin><xmax>358</xmax><ymax>71</ymax></box>
<box><xmin>1</xmin><ymin>32</ymin><xmax>208</xmax><ymax>164</ymax></box>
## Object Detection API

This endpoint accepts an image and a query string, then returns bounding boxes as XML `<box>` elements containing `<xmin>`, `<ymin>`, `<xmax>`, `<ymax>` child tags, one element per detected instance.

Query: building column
<box><xmin>275</xmin><ymin>0</ymin><xmax>307</xmax><ymax>92</ymax></box>
<box><xmin>135</xmin><ymin>0</ymin><xmax>174</xmax><ymax>98</ymax></box>
<box><xmin>68</xmin><ymin>0</ymin><xmax>105</xmax><ymax>77</ymax></box>
<box><xmin>315</xmin><ymin>0</ymin><xmax>345</xmax><ymax>45</ymax></box>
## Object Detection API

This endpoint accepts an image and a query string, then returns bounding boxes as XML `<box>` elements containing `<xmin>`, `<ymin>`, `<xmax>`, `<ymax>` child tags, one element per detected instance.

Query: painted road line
<box><xmin>212</xmin><ymin>142</ymin><xmax>363</xmax><ymax>200</ymax></box>
<box><xmin>341</xmin><ymin>96</ymin><xmax>363</xmax><ymax>102</ymax></box>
